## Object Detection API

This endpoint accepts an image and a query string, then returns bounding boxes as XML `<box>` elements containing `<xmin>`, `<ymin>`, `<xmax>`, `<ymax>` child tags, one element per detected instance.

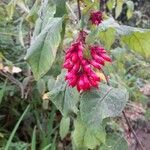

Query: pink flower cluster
<box><xmin>63</xmin><ymin>11</ymin><xmax>111</xmax><ymax>92</ymax></box>
<box><xmin>89</xmin><ymin>10</ymin><xmax>103</xmax><ymax>25</ymax></box>
<box><xmin>63</xmin><ymin>32</ymin><xmax>111</xmax><ymax>92</ymax></box>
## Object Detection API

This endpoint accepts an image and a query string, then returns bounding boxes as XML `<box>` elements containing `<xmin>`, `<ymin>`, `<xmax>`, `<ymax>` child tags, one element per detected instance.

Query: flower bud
<box><xmin>101</xmin><ymin>54</ymin><xmax>112</xmax><ymax>62</ymax></box>
<box><xmin>77</xmin><ymin>76</ymin><xmax>85</xmax><ymax>91</ymax></box>
<box><xmin>90</xmin><ymin>60</ymin><xmax>102</xmax><ymax>69</ymax></box>
<box><xmin>69</xmin><ymin>76</ymin><xmax>78</xmax><ymax>87</ymax></box>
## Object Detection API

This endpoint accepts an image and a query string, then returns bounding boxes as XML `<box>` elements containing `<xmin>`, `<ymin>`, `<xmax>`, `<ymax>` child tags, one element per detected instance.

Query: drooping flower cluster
<box><xmin>63</xmin><ymin>32</ymin><xmax>111</xmax><ymax>92</ymax></box>
<box><xmin>89</xmin><ymin>10</ymin><xmax>103</xmax><ymax>25</ymax></box>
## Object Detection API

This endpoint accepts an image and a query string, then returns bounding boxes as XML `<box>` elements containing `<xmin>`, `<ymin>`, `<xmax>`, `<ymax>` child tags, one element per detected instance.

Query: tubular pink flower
<box><xmin>63</xmin><ymin>31</ymin><xmax>111</xmax><ymax>92</ymax></box>
<box><xmin>90</xmin><ymin>60</ymin><xmax>103</xmax><ymax>69</ymax></box>
<box><xmin>100</xmin><ymin>53</ymin><xmax>112</xmax><ymax>62</ymax></box>
<box><xmin>72</xmin><ymin>53</ymin><xmax>78</xmax><ymax>62</ymax></box>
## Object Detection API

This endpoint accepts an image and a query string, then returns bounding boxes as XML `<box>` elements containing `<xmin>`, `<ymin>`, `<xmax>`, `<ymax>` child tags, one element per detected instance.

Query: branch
<box><xmin>122</xmin><ymin>111</ymin><xmax>145</xmax><ymax>150</ymax></box>
<box><xmin>100</xmin><ymin>0</ymin><xmax>106</xmax><ymax>11</ymax></box>
<box><xmin>77</xmin><ymin>0</ymin><xmax>81</xmax><ymax>20</ymax></box>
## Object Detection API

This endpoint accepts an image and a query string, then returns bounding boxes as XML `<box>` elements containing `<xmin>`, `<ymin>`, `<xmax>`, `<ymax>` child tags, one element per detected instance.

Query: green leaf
<box><xmin>48</xmin><ymin>70</ymin><xmax>79</xmax><ymax>116</ymax></box>
<box><xmin>5</xmin><ymin>105</ymin><xmax>30</xmax><ymax>150</ymax></box>
<box><xmin>115</xmin><ymin>0</ymin><xmax>123</xmax><ymax>18</ymax></box>
<box><xmin>126</xmin><ymin>0</ymin><xmax>134</xmax><ymax>19</ymax></box>
<box><xmin>18</xmin><ymin>18</ymin><xmax>25</xmax><ymax>47</ymax></box>
<box><xmin>100</xmin><ymin>133</ymin><xmax>128</xmax><ymax>150</ymax></box>
<box><xmin>26</xmin><ymin>0</ymin><xmax>40</xmax><ymax>23</ymax></box>
<box><xmin>25</xmin><ymin>18</ymin><xmax>62</xmax><ymax>80</ymax></box>
<box><xmin>37</xmin><ymin>79</ymin><xmax>46</xmax><ymax>95</ymax></box>
<box><xmin>7</xmin><ymin>142</ymin><xmax>29</xmax><ymax>150</ymax></box>
<box><xmin>87</xmin><ymin>18</ymin><xmax>150</xmax><ymax>58</ymax></box>
<box><xmin>0</xmin><ymin>80</ymin><xmax>7</xmax><ymax>104</ymax></box>
<box><xmin>47</xmin><ymin>76</ymin><xmax>55</xmax><ymax>91</ymax></box>
<box><xmin>42</xmin><ymin>144</ymin><xmax>51</xmax><ymax>150</ymax></box>
<box><xmin>31</xmin><ymin>126</ymin><xmax>36</xmax><ymax>150</ymax></box>
<box><xmin>6</xmin><ymin>0</ymin><xmax>29</xmax><ymax>19</ymax></box>
<box><xmin>16</xmin><ymin>0</ymin><xmax>29</xmax><ymax>13</ymax></box>
<box><xmin>59</xmin><ymin>117</ymin><xmax>70</xmax><ymax>139</ymax></box>
<box><xmin>99</xmin><ymin>28</ymin><xmax>116</xmax><ymax>50</ymax></box>
<box><xmin>99</xmin><ymin>18</ymin><xmax>119</xmax><ymax>29</ymax></box>
<box><xmin>119</xmin><ymin>26</ymin><xmax>150</xmax><ymax>58</ymax></box>
<box><xmin>86</xmin><ymin>18</ymin><xmax>118</xmax><ymax>45</ymax></box>
<box><xmin>39</xmin><ymin>2</ymin><xmax>56</xmax><ymax>29</ymax></box>
<box><xmin>80</xmin><ymin>84</ymin><xmax>128</xmax><ymax>127</ymax></box>
<box><xmin>106</xmin><ymin>0</ymin><xmax>115</xmax><ymax>11</ymax></box>
<box><xmin>54</xmin><ymin>0</ymin><xmax>67</xmax><ymax>17</ymax></box>
<box><xmin>72</xmin><ymin>118</ymin><xmax>106</xmax><ymax>149</ymax></box>
<box><xmin>6</xmin><ymin>0</ymin><xmax>16</xmax><ymax>19</ymax></box>
<box><xmin>32</xmin><ymin>18</ymin><xmax>43</xmax><ymax>39</ymax></box>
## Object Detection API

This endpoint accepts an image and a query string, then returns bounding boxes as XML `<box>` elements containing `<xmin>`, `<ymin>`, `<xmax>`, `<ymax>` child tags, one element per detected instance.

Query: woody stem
<box><xmin>100</xmin><ymin>0</ymin><xmax>105</xmax><ymax>11</ymax></box>
<box><xmin>77</xmin><ymin>0</ymin><xmax>81</xmax><ymax>20</ymax></box>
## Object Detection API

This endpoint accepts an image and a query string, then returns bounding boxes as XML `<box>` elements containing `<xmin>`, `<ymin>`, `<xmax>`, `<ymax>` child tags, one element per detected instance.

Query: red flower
<box><xmin>90</xmin><ymin>45</ymin><xmax>112</xmax><ymax>63</ymax></box>
<box><xmin>89</xmin><ymin>10</ymin><xmax>103</xmax><ymax>25</ymax></box>
<box><xmin>63</xmin><ymin>31</ymin><xmax>111</xmax><ymax>92</ymax></box>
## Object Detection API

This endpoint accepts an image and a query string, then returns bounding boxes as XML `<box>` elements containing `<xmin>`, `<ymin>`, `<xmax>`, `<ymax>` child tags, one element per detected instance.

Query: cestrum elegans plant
<box><xmin>25</xmin><ymin>0</ymin><xmax>150</xmax><ymax>149</ymax></box>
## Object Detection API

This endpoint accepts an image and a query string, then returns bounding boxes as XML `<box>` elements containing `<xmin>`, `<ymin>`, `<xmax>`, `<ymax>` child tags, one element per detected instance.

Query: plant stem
<box><xmin>100</xmin><ymin>0</ymin><xmax>105</xmax><ymax>11</ymax></box>
<box><xmin>122</xmin><ymin>111</ymin><xmax>145</xmax><ymax>150</ymax></box>
<box><xmin>77</xmin><ymin>0</ymin><xmax>81</xmax><ymax>20</ymax></box>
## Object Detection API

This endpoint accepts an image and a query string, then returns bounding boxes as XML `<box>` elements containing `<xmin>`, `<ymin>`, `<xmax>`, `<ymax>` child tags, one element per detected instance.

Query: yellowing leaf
<box><xmin>115</xmin><ymin>0</ymin><xmax>123</xmax><ymax>18</ymax></box>
<box><xmin>107</xmin><ymin>0</ymin><xmax>115</xmax><ymax>11</ymax></box>
<box><xmin>42</xmin><ymin>93</ymin><xmax>49</xmax><ymax>100</ymax></box>
<box><xmin>121</xmin><ymin>29</ymin><xmax>150</xmax><ymax>59</ymax></box>
<box><xmin>96</xmin><ymin>71</ymin><xmax>107</xmax><ymax>82</ymax></box>
<box><xmin>99</xmin><ymin>27</ymin><xmax>116</xmax><ymax>50</ymax></box>
<box><xmin>6</xmin><ymin>0</ymin><xmax>16</xmax><ymax>19</ymax></box>
<box><xmin>126</xmin><ymin>0</ymin><xmax>134</xmax><ymax>19</ymax></box>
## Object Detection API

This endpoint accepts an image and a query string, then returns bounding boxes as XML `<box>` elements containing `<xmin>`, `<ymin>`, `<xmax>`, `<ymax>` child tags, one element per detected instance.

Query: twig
<box><xmin>77</xmin><ymin>0</ymin><xmax>81</xmax><ymax>20</ymax></box>
<box><xmin>0</xmin><ymin>71</ymin><xmax>24</xmax><ymax>98</ymax></box>
<box><xmin>100</xmin><ymin>0</ymin><xmax>105</xmax><ymax>11</ymax></box>
<box><xmin>122</xmin><ymin>111</ymin><xmax>145</xmax><ymax>150</ymax></box>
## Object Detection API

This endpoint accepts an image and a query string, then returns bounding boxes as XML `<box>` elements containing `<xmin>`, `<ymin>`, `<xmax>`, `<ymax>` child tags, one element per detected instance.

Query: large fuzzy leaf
<box><xmin>118</xmin><ymin>26</ymin><xmax>150</xmax><ymax>59</ymax></box>
<box><xmin>99</xmin><ymin>28</ymin><xmax>116</xmax><ymax>50</ymax></box>
<box><xmin>48</xmin><ymin>71</ymin><xmax>79</xmax><ymax>116</ymax></box>
<box><xmin>54</xmin><ymin>0</ymin><xmax>67</xmax><ymax>17</ymax></box>
<box><xmin>100</xmin><ymin>133</ymin><xmax>128</xmax><ymax>150</ymax></box>
<box><xmin>87</xmin><ymin>18</ymin><xmax>150</xmax><ymax>58</ymax></box>
<box><xmin>72</xmin><ymin>118</ymin><xmax>106</xmax><ymax>149</ymax></box>
<box><xmin>80</xmin><ymin>84</ymin><xmax>128</xmax><ymax>127</ymax></box>
<box><xmin>25</xmin><ymin>18</ymin><xmax>62</xmax><ymax>80</ymax></box>
<box><xmin>59</xmin><ymin>117</ymin><xmax>70</xmax><ymax>139</ymax></box>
